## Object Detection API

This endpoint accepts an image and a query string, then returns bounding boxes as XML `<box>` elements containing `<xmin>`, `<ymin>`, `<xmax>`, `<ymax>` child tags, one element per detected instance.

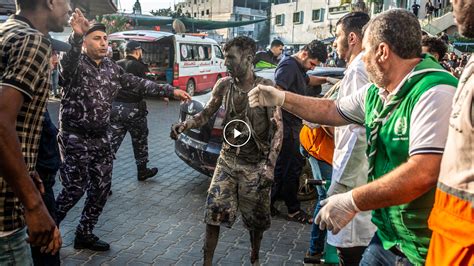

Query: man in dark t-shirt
<box><xmin>272</xmin><ymin>40</ymin><xmax>330</xmax><ymax>224</ymax></box>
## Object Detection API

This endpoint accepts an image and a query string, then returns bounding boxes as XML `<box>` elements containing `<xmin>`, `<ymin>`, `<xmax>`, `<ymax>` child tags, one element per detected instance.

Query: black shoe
<box><xmin>303</xmin><ymin>251</ymin><xmax>323</xmax><ymax>264</ymax></box>
<box><xmin>74</xmin><ymin>234</ymin><xmax>110</xmax><ymax>251</ymax></box>
<box><xmin>137</xmin><ymin>165</ymin><xmax>158</xmax><ymax>181</ymax></box>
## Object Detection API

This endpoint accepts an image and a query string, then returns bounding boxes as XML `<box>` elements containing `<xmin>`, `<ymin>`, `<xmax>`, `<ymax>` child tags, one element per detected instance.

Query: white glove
<box><xmin>326</xmin><ymin>77</ymin><xmax>340</xmax><ymax>85</ymax></box>
<box><xmin>315</xmin><ymin>190</ymin><xmax>360</xmax><ymax>234</ymax></box>
<box><xmin>327</xmin><ymin>181</ymin><xmax>350</xmax><ymax>197</ymax></box>
<box><xmin>248</xmin><ymin>84</ymin><xmax>285</xmax><ymax>108</ymax></box>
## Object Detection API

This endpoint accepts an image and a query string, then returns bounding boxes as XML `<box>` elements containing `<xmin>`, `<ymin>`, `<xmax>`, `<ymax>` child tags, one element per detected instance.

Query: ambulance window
<box><xmin>180</xmin><ymin>44</ymin><xmax>194</xmax><ymax>61</ymax></box>
<box><xmin>213</xmin><ymin>45</ymin><xmax>224</xmax><ymax>59</ymax></box>
<box><xmin>200</xmin><ymin>45</ymin><xmax>212</xmax><ymax>60</ymax></box>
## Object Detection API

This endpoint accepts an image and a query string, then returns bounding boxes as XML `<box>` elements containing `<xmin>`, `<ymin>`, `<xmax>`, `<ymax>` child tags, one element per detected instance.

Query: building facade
<box><xmin>270</xmin><ymin>0</ymin><xmax>350</xmax><ymax>49</ymax></box>
<box><xmin>175</xmin><ymin>0</ymin><xmax>270</xmax><ymax>41</ymax></box>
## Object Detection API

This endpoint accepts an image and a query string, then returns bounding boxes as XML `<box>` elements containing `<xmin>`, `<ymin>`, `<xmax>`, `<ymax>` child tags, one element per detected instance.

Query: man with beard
<box><xmin>170</xmin><ymin>36</ymin><xmax>283</xmax><ymax>266</ymax></box>
<box><xmin>0</xmin><ymin>0</ymin><xmax>70</xmax><ymax>262</ymax></box>
<box><xmin>248</xmin><ymin>9</ymin><xmax>458</xmax><ymax>265</ymax></box>
<box><xmin>270</xmin><ymin>40</ymin><xmax>329</xmax><ymax>225</ymax></box>
<box><xmin>55</xmin><ymin>10</ymin><xmax>191</xmax><ymax>251</ymax></box>
<box><xmin>305</xmin><ymin>12</ymin><xmax>376</xmax><ymax>265</ymax></box>
<box><xmin>111</xmin><ymin>41</ymin><xmax>159</xmax><ymax>181</ymax></box>
<box><xmin>425</xmin><ymin>0</ymin><xmax>474</xmax><ymax>263</ymax></box>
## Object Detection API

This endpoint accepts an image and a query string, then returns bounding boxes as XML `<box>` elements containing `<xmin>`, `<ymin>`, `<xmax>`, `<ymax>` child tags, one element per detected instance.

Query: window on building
<box><xmin>194</xmin><ymin>12</ymin><xmax>197</xmax><ymax>17</ymax></box>
<box><xmin>275</xmin><ymin>14</ymin><xmax>284</xmax><ymax>26</ymax></box>
<box><xmin>206</xmin><ymin>9</ymin><xmax>210</xmax><ymax>15</ymax></box>
<box><xmin>201</xmin><ymin>10</ymin><xmax>204</xmax><ymax>16</ymax></box>
<box><xmin>194</xmin><ymin>0</ymin><xmax>197</xmax><ymax>4</ymax></box>
<box><xmin>293</xmin><ymin>11</ymin><xmax>303</xmax><ymax>24</ymax></box>
<box><xmin>312</xmin><ymin>9</ymin><xmax>324</xmax><ymax>22</ymax></box>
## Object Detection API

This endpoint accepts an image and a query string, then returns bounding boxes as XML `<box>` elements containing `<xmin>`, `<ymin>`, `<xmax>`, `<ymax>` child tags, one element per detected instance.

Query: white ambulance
<box><xmin>109</xmin><ymin>30</ymin><xmax>227</xmax><ymax>95</ymax></box>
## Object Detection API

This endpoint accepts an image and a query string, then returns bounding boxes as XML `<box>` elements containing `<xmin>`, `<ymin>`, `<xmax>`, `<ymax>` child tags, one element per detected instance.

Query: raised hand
<box><xmin>69</xmin><ymin>8</ymin><xmax>90</xmax><ymax>37</ymax></box>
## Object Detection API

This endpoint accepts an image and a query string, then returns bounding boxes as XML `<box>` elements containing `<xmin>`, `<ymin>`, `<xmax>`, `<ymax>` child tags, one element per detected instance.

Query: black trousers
<box><xmin>336</xmin><ymin>246</ymin><xmax>368</xmax><ymax>266</ymax></box>
<box><xmin>31</xmin><ymin>169</ymin><xmax>60</xmax><ymax>266</ymax></box>
<box><xmin>271</xmin><ymin>124</ymin><xmax>305</xmax><ymax>214</ymax></box>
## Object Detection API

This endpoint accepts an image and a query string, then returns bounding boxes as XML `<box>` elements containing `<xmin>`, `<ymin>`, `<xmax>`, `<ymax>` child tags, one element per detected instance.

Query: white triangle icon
<box><xmin>233</xmin><ymin>128</ymin><xmax>242</xmax><ymax>138</ymax></box>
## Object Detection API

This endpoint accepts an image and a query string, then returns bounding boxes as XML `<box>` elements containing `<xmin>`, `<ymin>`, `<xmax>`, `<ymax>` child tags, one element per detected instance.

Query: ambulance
<box><xmin>109</xmin><ymin>30</ymin><xmax>227</xmax><ymax>95</ymax></box>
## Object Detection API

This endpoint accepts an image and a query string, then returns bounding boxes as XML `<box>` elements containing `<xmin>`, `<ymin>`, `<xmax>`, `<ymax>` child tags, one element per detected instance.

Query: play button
<box><xmin>223</xmin><ymin>119</ymin><xmax>251</xmax><ymax>148</ymax></box>
<box><xmin>233</xmin><ymin>129</ymin><xmax>242</xmax><ymax>138</ymax></box>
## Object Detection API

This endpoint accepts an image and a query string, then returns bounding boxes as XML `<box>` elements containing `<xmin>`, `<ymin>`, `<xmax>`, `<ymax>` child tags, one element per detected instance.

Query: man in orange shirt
<box><xmin>425</xmin><ymin>0</ymin><xmax>474</xmax><ymax>264</ymax></box>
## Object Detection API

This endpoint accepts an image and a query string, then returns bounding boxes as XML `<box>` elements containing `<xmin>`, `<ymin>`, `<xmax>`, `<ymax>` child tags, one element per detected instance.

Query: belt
<box><xmin>389</xmin><ymin>245</ymin><xmax>407</xmax><ymax>258</ymax></box>
<box><xmin>113</xmin><ymin>100</ymin><xmax>146</xmax><ymax>109</ymax></box>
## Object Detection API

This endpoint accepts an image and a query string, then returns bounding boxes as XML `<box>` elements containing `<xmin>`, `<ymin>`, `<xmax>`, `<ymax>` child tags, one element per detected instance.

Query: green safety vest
<box><xmin>364</xmin><ymin>56</ymin><xmax>458</xmax><ymax>265</ymax></box>
<box><xmin>255</xmin><ymin>60</ymin><xmax>277</xmax><ymax>69</ymax></box>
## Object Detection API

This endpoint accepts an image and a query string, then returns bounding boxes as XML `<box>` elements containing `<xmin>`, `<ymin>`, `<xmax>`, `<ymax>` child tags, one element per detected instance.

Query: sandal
<box><xmin>287</xmin><ymin>210</ymin><xmax>313</xmax><ymax>224</ymax></box>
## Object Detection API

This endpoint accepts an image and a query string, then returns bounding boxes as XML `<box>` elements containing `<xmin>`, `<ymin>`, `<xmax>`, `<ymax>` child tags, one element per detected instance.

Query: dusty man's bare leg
<box><xmin>250</xmin><ymin>230</ymin><xmax>264</xmax><ymax>265</ymax></box>
<box><xmin>203</xmin><ymin>224</ymin><xmax>220</xmax><ymax>266</ymax></box>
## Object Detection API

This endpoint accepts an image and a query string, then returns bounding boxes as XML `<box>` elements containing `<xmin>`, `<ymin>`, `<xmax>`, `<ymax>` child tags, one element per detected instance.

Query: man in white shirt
<box><xmin>248</xmin><ymin>9</ymin><xmax>458</xmax><ymax>264</ymax></box>
<box><xmin>325</xmin><ymin>12</ymin><xmax>377</xmax><ymax>265</ymax></box>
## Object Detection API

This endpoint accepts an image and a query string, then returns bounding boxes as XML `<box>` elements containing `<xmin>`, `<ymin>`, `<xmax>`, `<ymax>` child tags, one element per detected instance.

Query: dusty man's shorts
<box><xmin>204</xmin><ymin>154</ymin><xmax>272</xmax><ymax>231</ymax></box>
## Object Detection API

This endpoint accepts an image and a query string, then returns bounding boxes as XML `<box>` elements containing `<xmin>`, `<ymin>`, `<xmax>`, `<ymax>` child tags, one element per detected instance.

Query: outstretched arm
<box><xmin>183</xmin><ymin>78</ymin><xmax>227</xmax><ymax>129</ymax></box>
<box><xmin>248</xmin><ymin>84</ymin><xmax>350</xmax><ymax>126</ymax></box>
<box><xmin>170</xmin><ymin>78</ymin><xmax>227</xmax><ymax>139</ymax></box>
<box><xmin>308</xmin><ymin>76</ymin><xmax>329</xmax><ymax>86</ymax></box>
<box><xmin>119</xmin><ymin>72</ymin><xmax>190</xmax><ymax>100</ymax></box>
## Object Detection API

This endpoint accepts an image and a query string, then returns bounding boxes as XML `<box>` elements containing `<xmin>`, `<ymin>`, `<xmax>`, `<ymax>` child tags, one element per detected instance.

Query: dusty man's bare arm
<box><xmin>184</xmin><ymin>78</ymin><xmax>228</xmax><ymax>130</ymax></box>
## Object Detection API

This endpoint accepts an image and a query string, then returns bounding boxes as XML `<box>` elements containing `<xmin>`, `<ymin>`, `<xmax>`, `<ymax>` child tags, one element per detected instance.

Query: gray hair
<box><xmin>364</xmin><ymin>9</ymin><xmax>421</xmax><ymax>59</ymax></box>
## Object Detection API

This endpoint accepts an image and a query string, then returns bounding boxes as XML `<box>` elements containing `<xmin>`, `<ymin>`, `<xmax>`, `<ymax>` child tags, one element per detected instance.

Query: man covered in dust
<box><xmin>170</xmin><ymin>36</ymin><xmax>283</xmax><ymax>266</ymax></box>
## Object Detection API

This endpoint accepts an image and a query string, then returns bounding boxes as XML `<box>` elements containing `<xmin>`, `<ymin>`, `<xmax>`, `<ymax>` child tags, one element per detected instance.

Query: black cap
<box><xmin>85</xmin><ymin>23</ymin><xmax>106</xmax><ymax>36</ymax></box>
<box><xmin>125</xmin><ymin>40</ymin><xmax>145</xmax><ymax>52</ymax></box>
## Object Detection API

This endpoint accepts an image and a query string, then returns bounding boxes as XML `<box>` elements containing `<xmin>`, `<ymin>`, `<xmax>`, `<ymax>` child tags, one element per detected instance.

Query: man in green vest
<box><xmin>248</xmin><ymin>9</ymin><xmax>458</xmax><ymax>265</ymax></box>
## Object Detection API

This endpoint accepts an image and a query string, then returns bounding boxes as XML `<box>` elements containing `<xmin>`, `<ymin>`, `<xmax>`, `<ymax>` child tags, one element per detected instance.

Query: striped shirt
<box><xmin>0</xmin><ymin>15</ymin><xmax>51</xmax><ymax>231</ymax></box>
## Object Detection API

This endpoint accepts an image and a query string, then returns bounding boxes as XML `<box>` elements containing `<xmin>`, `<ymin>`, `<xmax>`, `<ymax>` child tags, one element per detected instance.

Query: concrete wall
<box><xmin>270</xmin><ymin>0</ymin><xmax>348</xmax><ymax>47</ymax></box>
<box><xmin>176</xmin><ymin>0</ymin><xmax>267</xmax><ymax>40</ymax></box>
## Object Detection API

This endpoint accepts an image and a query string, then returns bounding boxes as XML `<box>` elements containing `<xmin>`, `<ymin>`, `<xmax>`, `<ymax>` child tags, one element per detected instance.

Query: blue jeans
<box><xmin>51</xmin><ymin>69</ymin><xmax>59</xmax><ymax>96</ymax></box>
<box><xmin>300</xmin><ymin>146</ymin><xmax>333</xmax><ymax>255</ymax></box>
<box><xmin>0</xmin><ymin>227</ymin><xmax>33</xmax><ymax>265</ymax></box>
<box><xmin>360</xmin><ymin>234</ymin><xmax>413</xmax><ymax>266</ymax></box>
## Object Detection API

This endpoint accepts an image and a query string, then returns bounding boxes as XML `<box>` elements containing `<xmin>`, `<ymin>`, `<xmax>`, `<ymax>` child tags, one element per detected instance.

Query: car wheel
<box><xmin>186</xmin><ymin>79</ymin><xmax>196</xmax><ymax>96</ymax></box>
<box><xmin>297</xmin><ymin>160</ymin><xmax>318</xmax><ymax>201</ymax></box>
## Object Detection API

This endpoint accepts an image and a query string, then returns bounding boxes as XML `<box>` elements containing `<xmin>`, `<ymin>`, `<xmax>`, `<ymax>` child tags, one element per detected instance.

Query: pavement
<box><xmin>48</xmin><ymin>97</ymin><xmax>316</xmax><ymax>266</ymax></box>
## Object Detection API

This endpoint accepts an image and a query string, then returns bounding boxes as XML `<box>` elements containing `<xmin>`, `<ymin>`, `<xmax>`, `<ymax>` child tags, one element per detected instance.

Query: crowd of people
<box><xmin>0</xmin><ymin>0</ymin><xmax>473</xmax><ymax>265</ymax></box>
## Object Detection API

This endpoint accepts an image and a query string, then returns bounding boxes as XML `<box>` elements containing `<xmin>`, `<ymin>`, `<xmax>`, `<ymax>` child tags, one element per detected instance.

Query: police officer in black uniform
<box><xmin>110</xmin><ymin>41</ymin><xmax>158</xmax><ymax>181</ymax></box>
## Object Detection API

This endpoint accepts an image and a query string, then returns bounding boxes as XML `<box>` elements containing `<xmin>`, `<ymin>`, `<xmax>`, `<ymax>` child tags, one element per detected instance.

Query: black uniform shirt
<box><xmin>115</xmin><ymin>56</ymin><xmax>150</xmax><ymax>103</ymax></box>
